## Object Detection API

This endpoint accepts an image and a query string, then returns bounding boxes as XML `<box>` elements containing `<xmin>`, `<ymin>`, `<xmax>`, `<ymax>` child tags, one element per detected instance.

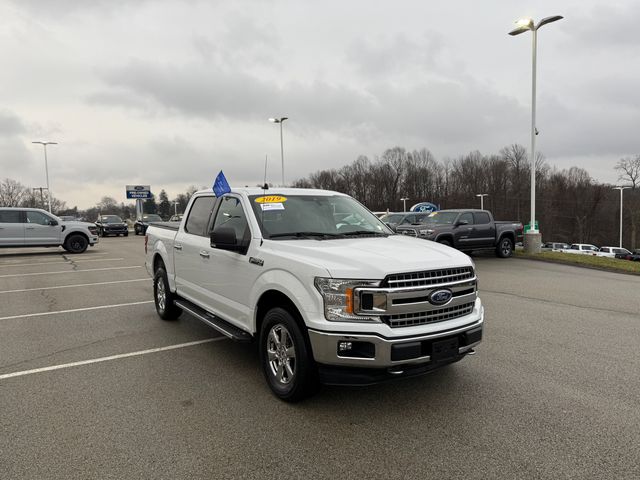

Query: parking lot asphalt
<box><xmin>1</xmin><ymin>238</ymin><xmax>639</xmax><ymax>479</ymax></box>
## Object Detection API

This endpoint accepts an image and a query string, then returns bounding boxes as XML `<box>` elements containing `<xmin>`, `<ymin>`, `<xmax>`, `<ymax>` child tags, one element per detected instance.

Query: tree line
<box><xmin>292</xmin><ymin>146</ymin><xmax>640</xmax><ymax>249</ymax></box>
<box><xmin>2</xmin><ymin>147</ymin><xmax>639</xmax><ymax>248</ymax></box>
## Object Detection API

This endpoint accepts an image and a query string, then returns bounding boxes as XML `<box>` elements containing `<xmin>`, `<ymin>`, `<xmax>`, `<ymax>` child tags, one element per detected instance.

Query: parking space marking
<box><xmin>0</xmin><ymin>258</ymin><xmax>125</xmax><ymax>268</ymax></box>
<box><xmin>0</xmin><ymin>338</ymin><xmax>224</xmax><ymax>380</ymax></box>
<box><xmin>0</xmin><ymin>266</ymin><xmax>142</xmax><ymax>278</ymax></box>
<box><xmin>0</xmin><ymin>278</ymin><xmax>149</xmax><ymax>295</ymax></box>
<box><xmin>0</xmin><ymin>300</ymin><xmax>154</xmax><ymax>321</ymax></box>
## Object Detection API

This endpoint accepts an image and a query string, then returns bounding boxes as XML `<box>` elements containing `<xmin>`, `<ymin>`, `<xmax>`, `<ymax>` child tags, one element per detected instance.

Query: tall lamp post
<box><xmin>613</xmin><ymin>186</ymin><xmax>630</xmax><ymax>248</ymax></box>
<box><xmin>476</xmin><ymin>193</ymin><xmax>488</xmax><ymax>210</ymax></box>
<box><xmin>268</xmin><ymin>117</ymin><xmax>288</xmax><ymax>186</ymax></box>
<box><xmin>509</xmin><ymin>15</ymin><xmax>563</xmax><ymax>253</ymax></box>
<box><xmin>400</xmin><ymin>197</ymin><xmax>410</xmax><ymax>212</ymax></box>
<box><xmin>32</xmin><ymin>141</ymin><xmax>58</xmax><ymax>213</ymax></box>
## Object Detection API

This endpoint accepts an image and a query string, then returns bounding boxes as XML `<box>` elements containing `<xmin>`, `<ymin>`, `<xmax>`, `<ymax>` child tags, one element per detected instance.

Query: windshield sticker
<box><xmin>429</xmin><ymin>212</ymin><xmax>438</xmax><ymax>217</ymax></box>
<box><xmin>261</xmin><ymin>203</ymin><xmax>285</xmax><ymax>211</ymax></box>
<box><xmin>255</xmin><ymin>195</ymin><xmax>287</xmax><ymax>204</ymax></box>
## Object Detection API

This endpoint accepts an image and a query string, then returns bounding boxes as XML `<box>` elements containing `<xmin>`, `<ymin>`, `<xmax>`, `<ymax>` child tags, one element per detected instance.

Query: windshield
<box><xmin>425</xmin><ymin>211</ymin><xmax>459</xmax><ymax>224</ymax></box>
<box><xmin>379</xmin><ymin>213</ymin><xmax>405</xmax><ymax>224</ymax></box>
<box><xmin>143</xmin><ymin>215</ymin><xmax>163</xmax><ymax>221</ymax></box>
<box><xmin>249</xmin><ymin>194</ymin><xmax>393</xmax><ymax>239</ymax></box>
<box><xmin>101</xmin><ymin>216</ymin><xmax>123</xmax><ymax>224</ymax></box>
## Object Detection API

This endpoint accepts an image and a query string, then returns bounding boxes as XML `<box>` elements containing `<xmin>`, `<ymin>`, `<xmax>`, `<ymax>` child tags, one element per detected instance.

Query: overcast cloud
<box><xmin>1</xmin><ymin>0</ymin><xmax>638</xmax><ymax>208</ymax></box>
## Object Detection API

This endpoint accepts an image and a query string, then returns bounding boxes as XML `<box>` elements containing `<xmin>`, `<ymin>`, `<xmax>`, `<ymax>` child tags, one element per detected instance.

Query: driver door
<box><xmin>25</xmin><ymin>211</ymin><xmax>62</xmax><ymax>245</ymax></box>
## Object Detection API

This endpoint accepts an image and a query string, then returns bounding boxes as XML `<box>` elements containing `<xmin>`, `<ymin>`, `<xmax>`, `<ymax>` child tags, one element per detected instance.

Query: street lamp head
<box><xmin>516</xmin><ymin>17</ymin><xmax>534</xmax><ymax>28</ymax></box>
<box><xmin>537</xmin><ymin>15</ymin><xmax>563</xmax><ymax>30</ymax></box>
<box><xmin>32</xmin><ymin>141</ymin><xmax>58</xmax><ymax>146</ymax></box>
<box><xmin>268</xmin><ymin>118</ymin><xmax>279</xmax><ymax>123</ymax></box>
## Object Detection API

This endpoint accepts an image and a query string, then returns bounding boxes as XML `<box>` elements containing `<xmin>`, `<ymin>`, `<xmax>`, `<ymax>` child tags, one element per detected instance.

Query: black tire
<box><xmin>134</xmin><ymin>226</ymin><xmax>140</xmax><ymax>236</ymax></box>
<box><xmin>496</xmin><ymin>237</ymin><xmax>514</xmax><ymax>258</ymax></box>
<box><xmin>259</xmin><ymin>307</ymin><xmax>318</xmax><ymax>402</ymax></box>
<box><xmin>63</xmin><ymin>234</ymin><xmax>89</xmax><ymax>254</ymax></box>
<box><xmin>124</xmin><ymin>232</ymin><xmax>129</xmax><ymax>237</ymax></box>
<box><xmin>98</xmin><ymin>228</ymin><xmax>104</xmax><ymax>237</ymax></box>
<box><xmin>153</xmin><ymin>266</ymin><xmax>182</xmax><ymax>320</ymax></box>
<box><xmin>438</xmin><ymin>239</ymin><xmax>452</xmax><ymax>247</ymax></box>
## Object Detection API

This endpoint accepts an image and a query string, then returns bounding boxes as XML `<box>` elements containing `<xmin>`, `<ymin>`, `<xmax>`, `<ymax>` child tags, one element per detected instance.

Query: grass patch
<box><xmin>514</xmin><ymin>250</ymin><xmax>640</xmax><ymax>275</ymax></box>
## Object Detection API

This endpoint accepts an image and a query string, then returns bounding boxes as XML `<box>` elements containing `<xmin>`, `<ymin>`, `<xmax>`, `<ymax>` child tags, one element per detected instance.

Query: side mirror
<box><xmin>455</xmin><ymin>220</ymin><xmax>469</xmax><ymax>227</ymax></box>
<box><xmin>48</xmin><ymin>219</ymin><xmax>59</xmax><ymax>226</ymax></box>
<box><xmin>210</xmin><ymin>227</ymin><xmax>243</xmax><ymax>252</ymax></box>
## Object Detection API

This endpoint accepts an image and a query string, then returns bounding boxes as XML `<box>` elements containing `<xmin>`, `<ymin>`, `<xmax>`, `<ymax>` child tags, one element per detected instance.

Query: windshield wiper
<box><xmin>267</xmin><ymin>231</ymin><xmax>344</xmax><ymax>240</ymax></box>
<box><xmin>339</xmin><ymin>230</ymin><xmax>389</xmax><ymax>237</ymax></box>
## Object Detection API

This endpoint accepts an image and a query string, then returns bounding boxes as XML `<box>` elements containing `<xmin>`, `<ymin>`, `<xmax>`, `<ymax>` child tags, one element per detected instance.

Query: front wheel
<box><xmin>259</xmin><ymin>308</ymin><xmax>318</xmax><ymax>402</ymax></box>
<box><xmin>496</xmin><ymin>237</ymin><xmax>514</xmax><ymax>258</ymax></box>
<box><xmin>438</xmin><ymin>239</ymin><xmax>452</xmax><ymax>247</ymax></box>
<box><xmin>153</xmin><ymin>266</ymin><xmax>182</xmax><ymax>320</ymax></box>
<box><xmin>63</xmin><ymin>234</ymin><xmax>89</xmax><ymax>253</ymax></box>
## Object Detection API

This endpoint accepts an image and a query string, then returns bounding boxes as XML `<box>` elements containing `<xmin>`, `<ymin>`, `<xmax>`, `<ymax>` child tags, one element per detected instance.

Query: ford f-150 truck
<box><xmin>396</xmin><ymin>209</ymin><xmax>523</xmax><ymax>258</ymax></box>
<box><xmin>0</xmin><ymin>207</ymin><xmax>99</xmax><ymax>253</ymax></box>
<box><xmin>145</xmin><ymin>188</ymin><xmax>483</xmax><ymax>401</ymax></box>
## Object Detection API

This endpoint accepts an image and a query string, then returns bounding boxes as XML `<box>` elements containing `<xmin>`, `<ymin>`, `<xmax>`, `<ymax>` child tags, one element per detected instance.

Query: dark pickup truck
<box><xmin>396</xmin><ymin>209</ymin><xmax>523</xmax><ymax>258</ymax></box>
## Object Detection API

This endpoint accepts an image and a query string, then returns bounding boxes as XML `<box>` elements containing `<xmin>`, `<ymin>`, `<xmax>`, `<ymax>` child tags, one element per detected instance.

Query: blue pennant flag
<box><xmin>212</xmin><ymin>171</ymin><xmax>231</xmax><ymax>197</ymax></box>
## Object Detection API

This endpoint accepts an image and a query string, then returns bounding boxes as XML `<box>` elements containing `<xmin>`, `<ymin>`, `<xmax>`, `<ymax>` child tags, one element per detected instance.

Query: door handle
<box><xmin>26</xmin><ymin>227</ymin><xmax>35</xmax><ymax>230</ymax></box>
<box><xmin>199</xmin><ymin>250</ymin><xmax>210</xmax><ymax>258</ymax></box>
<box><xmin>174</xmin><ymin>244</ymin><xmax>183</xmax><ymax>251</ymax></box>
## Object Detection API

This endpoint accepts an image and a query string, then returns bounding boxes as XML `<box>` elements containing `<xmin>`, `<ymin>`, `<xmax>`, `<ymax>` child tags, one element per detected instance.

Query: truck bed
<box><xmin>148</xmin><ymin>222</ymin><xmax>179</xmax><ymax>231</ymax></box>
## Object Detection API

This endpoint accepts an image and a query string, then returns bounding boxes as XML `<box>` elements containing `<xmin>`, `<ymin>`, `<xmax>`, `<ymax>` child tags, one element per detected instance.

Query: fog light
<box><xmin>338</xmin><ymin>341</ymin><xmax>352</xmax><ymax>352</ymax></box>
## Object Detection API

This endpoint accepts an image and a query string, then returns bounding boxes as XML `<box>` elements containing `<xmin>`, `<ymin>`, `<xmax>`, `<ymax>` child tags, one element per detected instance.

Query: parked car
<box><xmin>145</xmin><ymin>188</ymin><xmax>483</xmax><ymax>401</ymax></box>
<box><xmin>562</xmin><ymin>244</ymin><xmax>599</xmax><ymax>255</ymax></box>
<box><xmin>0</xmin><ymin>207</ymin><xmax>98</xmax><ymax>253</ymax></box>
<box><xmin>95</xmin><ymin>215</ymin><xmax>128</xmax><ymax>237</ymax></box>
<box><xmin>615</xmin><ymin>249</ymin><xmax>640</xmax><ymax>261</ymax></box>
<box><xmin>168</xmin><ymin>214</ymin><xmax>183</xmax><ymax>222</ymax></box>
<box><xmin>379</xmin><ymin>211</ymin><xmax>434</xmax><ymax>231</ymax></box>
<box><xmin>395</xmin><ymin>209</ymin><xmax>523</xmax><ymax>258</ymax></box>
<box><xmin>134</xmin><ymin>214</ymin><xmax>164</xmax><ymax>235</ymax></box>
<box><xmin>596</xmin><ymin>246</ymin><xmax>631</xmax><ymax>258</ymax></box>
<box><xmin>58</xmin><ymin>215</ymin><xmax>78</xmax><ymax>222</ymax></box>
<box><xmin>542</xmin><ymin>242</ymin><xmax>570</xmax><ymax>251</ymax></box>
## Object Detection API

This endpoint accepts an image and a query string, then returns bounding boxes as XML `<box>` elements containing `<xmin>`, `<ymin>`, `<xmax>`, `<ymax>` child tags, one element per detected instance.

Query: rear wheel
<box><xmin>259</xmin><ymin>308</ymin><xmax>318</xmax><ymax>402</ymax></box>
<box><xmin>153</xmin><ymin>266</ymin><xmax>182</xmax><ymax>320</ymax></box>
<box><xmin>63</xmin><ymin>234</ymin><xmax>89</xmax><ymax>253</ymax></box>
<box><xmin>496</xmin><ymin>237</ymin><xmax>514</xmax><ymax>258</ymax></box>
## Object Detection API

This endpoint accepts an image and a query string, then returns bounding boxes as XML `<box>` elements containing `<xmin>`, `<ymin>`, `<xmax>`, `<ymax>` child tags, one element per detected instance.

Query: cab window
<box><xmin>26</xmin><ymin>211</ymin><xmax>53</xmax><ymax>225</ymax></box>
<box><xmin>0</xmin><ymin>210</ymin><xmax>23</xmax><ymax>223</ymax></box>
<box><xmin>473</xmin><ymin>212</ymin><xmax>491</xmax><ymax>224</ymax></box>
<box><xmin>185</xmin><ymin>196</ymin><xmax>216</xmax><ymax>236</ymax></box>
<box><xmin>459</xmin><ymin>212</ymin><xmax>474</xmax><ymax>225</ymax></box>
<box><xmin>212</xmin><ymin>196</ymin><xmax>250</xmax><ymax>243</ymax></box>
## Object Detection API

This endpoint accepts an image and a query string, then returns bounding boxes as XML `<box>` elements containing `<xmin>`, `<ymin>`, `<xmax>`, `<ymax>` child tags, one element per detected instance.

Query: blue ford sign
<box><xmin>410</xmin><ymin>202</ymin><xmax>439</xmax><ymax>213</ymax></box>
<box><xmin>126</xmin><ymin>185</ymin><xmax>151</xmax><ymax>199</ymax></box>
<box><xmin>429</xmin><ymin>289</ymin><xmax>453</xmax><ymax>306</ymax></box>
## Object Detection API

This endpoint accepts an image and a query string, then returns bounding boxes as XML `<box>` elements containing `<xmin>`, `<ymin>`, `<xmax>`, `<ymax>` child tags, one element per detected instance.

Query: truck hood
<box><xmin>265</xmin><ymin>235</ymin><xmax>472</xmax><ymax>279</ymax></box>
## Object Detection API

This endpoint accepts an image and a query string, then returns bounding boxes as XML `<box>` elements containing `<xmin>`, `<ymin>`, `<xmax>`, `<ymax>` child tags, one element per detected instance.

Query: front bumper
<box><xmin>309</xmin><ymin>312</ymin><xmax>484</xmax><ymax>373</ymax></box>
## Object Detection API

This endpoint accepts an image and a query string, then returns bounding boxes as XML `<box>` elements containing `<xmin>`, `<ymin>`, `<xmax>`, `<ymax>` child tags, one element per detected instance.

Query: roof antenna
<box><xmin>260</xmin><ymin>155</ymin><xmax>268</xmax><ymax>246</ymax></box>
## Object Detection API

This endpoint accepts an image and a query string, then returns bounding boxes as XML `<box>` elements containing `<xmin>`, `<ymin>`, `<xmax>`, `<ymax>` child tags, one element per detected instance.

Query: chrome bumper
<box><xmin>308</xmin><ymin>315</ymin><xmax>483</xmax><ymax>368</ymax></box>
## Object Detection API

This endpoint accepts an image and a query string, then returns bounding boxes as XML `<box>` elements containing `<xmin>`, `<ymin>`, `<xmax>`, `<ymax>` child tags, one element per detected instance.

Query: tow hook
<box><xmin>388</xmin><ymin>367</ymin><xmax>404</xmax><ymax>375</ymax></box>
<box><xmin>466</xmin><ymin>349</ymin><xmax>476</xmax><ymax>356</ymax></box>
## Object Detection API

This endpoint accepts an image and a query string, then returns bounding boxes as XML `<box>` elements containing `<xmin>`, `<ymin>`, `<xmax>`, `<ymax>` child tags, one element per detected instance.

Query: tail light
<box><xmin>144</xmin><ymin>234</ymin><xmax>148</xmax><ymax>254</ymax></box>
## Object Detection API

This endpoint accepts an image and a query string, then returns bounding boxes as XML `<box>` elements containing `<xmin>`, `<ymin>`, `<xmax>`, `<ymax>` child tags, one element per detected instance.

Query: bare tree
<box><xmin>615</xmin><ymin>155</ymin><xmax>640</xmax><ymax>189</ymax></box>
<box><xmin>0</xmin><ymin>178</ymin><xmax>27</xmax><ymax>206</ymax></box>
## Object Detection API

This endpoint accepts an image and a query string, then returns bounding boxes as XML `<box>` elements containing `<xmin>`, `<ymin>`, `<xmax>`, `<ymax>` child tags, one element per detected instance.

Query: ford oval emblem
<box><xmin>429</xmin><ymin>289</ymin><xmax>453</xmax><ymax>306</ymax></box>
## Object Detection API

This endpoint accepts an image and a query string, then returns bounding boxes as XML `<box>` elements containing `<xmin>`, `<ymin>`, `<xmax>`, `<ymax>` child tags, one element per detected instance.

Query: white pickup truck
<box><xmin>0</xmin><ymin>207</ymin><xmax>99</xmax><ymax>253</ymax></box>
<box><xmin>145</xmin><ymin>188</ymin><xmax>483</xmax><ymax>401</ymax></box>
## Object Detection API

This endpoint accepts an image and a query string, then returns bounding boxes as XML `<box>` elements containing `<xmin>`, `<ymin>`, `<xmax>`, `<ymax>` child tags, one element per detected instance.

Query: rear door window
<box><xmin>473</xmin><ymin>212</ymin><xmax>491</xmax><ymax>224</ymax></box>
<box><xmin>0</xmin><ymin>210</ymin><xmax>23</xmax><ymax>223</ymax></box>
<box><xmin>184</xmin><ymin>196</ymin><xmax>216</xmax><ymax>236</ymax></box>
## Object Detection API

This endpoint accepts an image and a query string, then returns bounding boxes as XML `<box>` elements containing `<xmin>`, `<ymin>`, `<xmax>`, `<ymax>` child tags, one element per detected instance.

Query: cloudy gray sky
<box><xmin>1</xmin><ymin>0</ymin><xmax>638</xmax><ymax>208</ymax></box>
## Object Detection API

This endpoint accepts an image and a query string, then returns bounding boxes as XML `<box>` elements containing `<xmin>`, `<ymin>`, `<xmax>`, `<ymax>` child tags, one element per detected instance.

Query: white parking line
<box><xmin>0</xmin><ymin>252</ymin><xmax>110</xmax><ymax>263</ymax></box>
<box><xmin>0</xmin><ymin>258</ymin><xmax>125</xmax><ymax>268</ymax></box>
<box><xmin>0</xmin><ymin>300</ymin><xmax>153</xmax><ymax>321</ymax></box>
<box><xmin>0</xmin><ymin>338</ymin><xmax>224</xmax><ymax>380</ymax></box>
<box><xmin>0</xmin><ymin>278</ymin><xmax>149</xmax><ymax>295</ymax></box>
<box><xmin>0</xmin><ymin>266</ymin><xmax>142</xmax><ymax>278</ymax></box>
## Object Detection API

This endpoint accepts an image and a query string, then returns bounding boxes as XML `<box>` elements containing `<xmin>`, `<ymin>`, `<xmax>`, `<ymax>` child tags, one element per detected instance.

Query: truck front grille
<box><xmin>383</xmin><ymin>267</ymin><xmax>475</xmax><ymax>288</ymax></box>
<box><xmin>383</xmin><ymin>302</ymin><xmax>475</xmax><ymax>328</ymax></box>
<box><xmin>399</xmin><ymin>229</ymin><xmax>417</xmax><ymax>237</ymax></box>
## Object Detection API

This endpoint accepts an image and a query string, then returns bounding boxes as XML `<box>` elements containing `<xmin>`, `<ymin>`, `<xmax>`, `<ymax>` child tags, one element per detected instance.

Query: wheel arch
<box><xmin>255</xmin><ymin>290</ymin><xmax>306</xmax><ymax>338</ymax></box>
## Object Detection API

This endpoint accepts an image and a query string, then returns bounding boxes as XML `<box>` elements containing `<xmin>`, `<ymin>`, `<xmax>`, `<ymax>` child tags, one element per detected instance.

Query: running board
<box><xmin>175</xmin><ymin>299</ymin><xmax>253</xmax><ymax>343</ymax></box>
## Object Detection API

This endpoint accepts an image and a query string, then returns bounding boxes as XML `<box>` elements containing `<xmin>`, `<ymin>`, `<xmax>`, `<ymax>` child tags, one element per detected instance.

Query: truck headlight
<box><xmin>419</xmin><ymin>229</ymin><xmax>435</xmax><ymax>237</ymax></box>
<box><xmin>314</xmin><ymin>277</ymin><xmax>381</xmax><ymax>322</ymax></box>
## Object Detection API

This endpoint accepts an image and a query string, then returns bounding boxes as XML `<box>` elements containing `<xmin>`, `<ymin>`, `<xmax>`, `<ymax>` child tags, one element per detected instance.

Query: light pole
<box><xmin>509</xmin><ymin>15</ymin><xmax>563</xmax><ymax>253</ymax></box>
<box><xmin>476</xmin><ymin>193</ymin><xmax>488</xmax><ymax>210</ymax></box>
<box><xmin>32</xmin><ymin>141</ymin><xmax>58</xmax><ymax>213</ymax></box>
<box><xmin>400</xmin><ymin>197</ymin><xmax>409</xmax><ymax>212</ymax></box>
<box><xmin>613</xmin><ymin>186</ymin><xmax>630</xmax><ymax>248</ymax></box>
<box><xmin>174</xmin><ymin>201</ymin><xmax>178</xmax><ymax>216</ymax></box>
<box><xmin>269</xmin><ymin>117</ymin><xmax>288</xmax><ymax>186</ymax></box>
